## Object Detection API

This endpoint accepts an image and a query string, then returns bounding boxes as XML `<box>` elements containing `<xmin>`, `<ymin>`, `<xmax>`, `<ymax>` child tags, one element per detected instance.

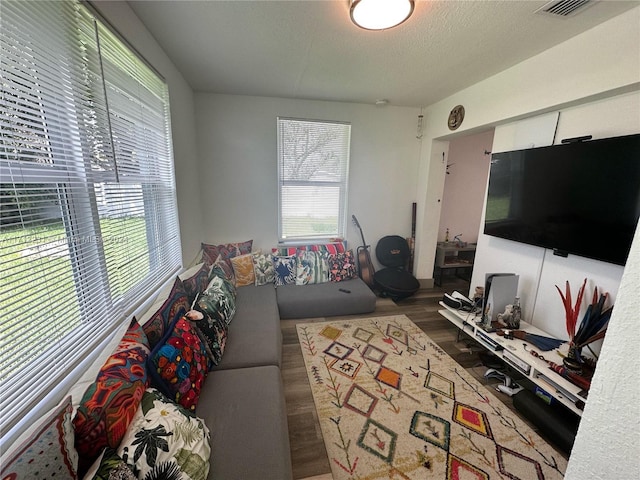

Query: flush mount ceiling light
<box><xmin>350</xmin><ymin>0</ymin><xmax>415</xmax><ymax>30</ymax></box>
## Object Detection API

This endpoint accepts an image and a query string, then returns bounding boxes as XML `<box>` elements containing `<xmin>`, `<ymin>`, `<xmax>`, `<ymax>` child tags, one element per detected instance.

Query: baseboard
<box><xmin>418</xmin><ymin>278</ymin><xmax>434</xmax><ymax>288</ymax></box>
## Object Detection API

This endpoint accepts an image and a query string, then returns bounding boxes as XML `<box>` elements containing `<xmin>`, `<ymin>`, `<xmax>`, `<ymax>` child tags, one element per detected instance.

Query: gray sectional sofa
<box><xmin>200</xmin><ymin>278</ymin><xmax>376</xmax><ymax>479</ymax></box>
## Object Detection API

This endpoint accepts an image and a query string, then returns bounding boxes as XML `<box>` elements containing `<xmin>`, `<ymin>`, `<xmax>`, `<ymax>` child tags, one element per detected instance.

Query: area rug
<box><xmin>296</xmin><ymin>315</ymin><xmax>567</xmax><ymax>480</ymax></box>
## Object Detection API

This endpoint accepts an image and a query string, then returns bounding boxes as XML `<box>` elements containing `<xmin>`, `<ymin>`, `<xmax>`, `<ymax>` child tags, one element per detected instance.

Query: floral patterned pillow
<box><xmin>181</xmin><ymin>263</ymin><xmax>210</xmax><ymax>304</ymax></box>
<box><xmin>148</xmin><ymin>316</ymin><xmax>209</xmax><ymax>412</ymax></box>
<box><xmin>196</xmin><ymin>274</ymin><xmax>237</xmax><ymax>325</ymax></box>
<box><xmin>141</xmin><ymin>277</ymin><xmax>191</xmax><ymax>349</ymax></box>
<box><xmin>73</xmin><ymin>318</ymin><xmax>150</xmax><ymax>476</ymax></box>
<box><xmin>201</xmin><ymin>240</ymin><xmax>252</xmax><ymax>267</ymax></box>
<box><xmin>296</xmin><ymin>250</ymin><xmax>330</xmax><ymax>285</ymax></box>
<box><xmin>252</xmin><ymin>252</ymin><xmax>275</xmax><ymax>286</ymax></box>
<box><xmin>211</xmin><ymin>255</ymin><xmax>236</xmax><ymax>286</ymax></box>
<box><xmin>273</xmin><ymin>255</ymin><xmax>296</xmax><ymax>286</ymax></box>
<box><xmin>117</xmin><ymin>388</ymin><xmax>210</xmax><ymax>480</ymax></box>
<box><xmin>230</xmin><ymin>253</ymin><xmax>255</xmax><ymax>287</ymax></box>
<box><xmin>328</xmin><ymin>249</ymin><xmax>357</xmax><ymax>282</ymax></box>
<box><xmin>186</xmin><ymin>310</ymin><xmax>228</xmax><ymax>367</ymax></box>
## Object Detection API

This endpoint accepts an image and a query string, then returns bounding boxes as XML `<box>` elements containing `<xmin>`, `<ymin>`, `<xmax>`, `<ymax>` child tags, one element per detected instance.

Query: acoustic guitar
<box><xmin>351</xmin><ymin>215</ymin><xmax>375</xmax><ymax>288</ymax></box>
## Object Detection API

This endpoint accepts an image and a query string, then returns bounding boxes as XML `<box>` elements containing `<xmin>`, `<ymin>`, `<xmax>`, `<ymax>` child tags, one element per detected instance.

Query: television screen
<box><xmin>484</xmin><ymin>134</ymin><xmax>640</xmax><ymax>266</ymax></box>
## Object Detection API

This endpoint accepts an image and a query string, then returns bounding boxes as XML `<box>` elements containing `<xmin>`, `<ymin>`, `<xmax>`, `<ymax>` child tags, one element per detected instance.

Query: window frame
<box><xmin>276</xmin><ymin>116</ymin><xmax>351</xmax><ymax>243</ymax></box>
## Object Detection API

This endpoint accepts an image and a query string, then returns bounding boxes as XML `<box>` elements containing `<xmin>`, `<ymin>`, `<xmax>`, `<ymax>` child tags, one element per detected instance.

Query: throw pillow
<box><xmin>328</xmin><ymin>249</ymin><xmax>357</xmax><ymax>282</ymax></box>
<box><xmin>148</xmin><ymin>315</ymin><xmax>209</xmax><ymax>412</ymax></box>
<box><xmin>273</xmin><ymin>255</ymin><xmax>296</xmax><ymax>285</ymax></box>
<box><xmin>117</xmin><ymin>388</ymin><xmax>210</xmax><ymax>480</ymax></box>
<box><xmin>252</xmin><ymin>252</ymin><xmax>276</xmax><ymax>286</ymax></box>
<box><xmin>83</xmin><ymin>449</ymin><xmax>136</xmax><ymax>480</ymax></box>
<box><xmin>201</xmin><ymin>240</ymin><xmax>252</xmax><ymax>267</ymax></box>
<box><xmin>141</xmin><ymin>277</ymin><xmax>191</xmax><ymax>349</ymax></box>
<box><xmin>73</xmin><ymin>318</ymin><xmax>151</xmax><ymax>476</ymax></box>
<box><xmin>230</xmin><ymin>253</ymin><xmax>255</xmax><ymax>287</ymax></box>
<box><xmin>1</xmin><ymin>396</ymin><xmax>78</xmax><ymax>480</ymax></box>
<box><xmin>195</xmin><ymin>274</ymin><xmax>237</xmax><ymax>325</ymax></box>
<box><xmin>186</xmin><ymin>309</ymin><xmax>228</xmax><ymax>367</ymax></box>
<box><xmin>181</xmin><ymin>263</ymin><xmax>210</xmax><ymax>304</ymax></box>
<box><xmin>211</xmin><ymin>254</ymin><xmax>236</xmax><ymax>285</ymax></box>
<box><xmin>296</xmin><ymin>250</ymin><xmax>330</xmax><ymax>285</ymax></box>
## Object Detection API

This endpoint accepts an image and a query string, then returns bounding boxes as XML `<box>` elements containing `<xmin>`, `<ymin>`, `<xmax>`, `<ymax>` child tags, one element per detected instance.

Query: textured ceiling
<box><xmin>127</xmin><ymin>0</ymin><xmax>639</xmax><ymax>107</ymax></box>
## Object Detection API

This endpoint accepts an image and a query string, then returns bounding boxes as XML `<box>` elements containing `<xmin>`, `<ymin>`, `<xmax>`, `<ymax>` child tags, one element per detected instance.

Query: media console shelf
<box><xmin>439</xmin><ymin>302</ymin><xmax>586</xmax><ymax>417</ymax></box>
<box><xmin>434</xmin><ymin>242</ymin><xmax>476</xmax><ymax>286</ymax></box>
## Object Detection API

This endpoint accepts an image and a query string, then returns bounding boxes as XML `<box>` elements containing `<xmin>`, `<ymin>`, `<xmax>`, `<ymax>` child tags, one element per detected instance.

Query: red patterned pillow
<box><xmin>201</xmin><ymin>240</ymin><xmax>252</xmax><ymax>267</ymax></box>
<box><xmin>73</xmin><ymin>318</ymin><xmax>150</xmax><ymax>476</ymax></box>
<box><xmin>181</xmin><ymin>263</ymin><xmax>210</xmax><ymax>304</ymax></box>
<box><xmin>148</xmin><ymin>315</ymin><xmax>209</xmax><ymax>412</ymax></box>
<box><xmin>141</xmin><ymin>277</ymin><xmax>191</xmax><ymax>349</ymax></box>
<box><xmin>328</xmin><ymin>249</ymin><xmax>357</xmax><ymax>282</ymax></box>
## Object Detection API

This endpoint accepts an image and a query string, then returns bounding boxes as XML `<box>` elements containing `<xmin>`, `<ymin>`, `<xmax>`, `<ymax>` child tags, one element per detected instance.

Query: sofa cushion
<box><xmin>230</xmin><ymin>252</ymin><xmax>255</xmax><ymax>287</ymax></box>
<box><xmin>117</xmin><ymin>388</ymin><xmax>210</xmax><ymax>480</ymax></box>
<box><xmin>148</xmin><ymin>316</ymin><xmax>209</xmax><ymax>412</ymax></box>
<box><xmin>252</xmin><ymin>251</ymin><xmax>275</xmax><ymax>286</ymax></box>
<box><xmin>1</xmin><ymin>396</ymin><xmax>78</xmax><ymax>480</ymax></box>
<box><xmin>273</xmin><ymin>255</ymin><xmax>296</xmax><ymax>286</ymax></box>
<box><xmin>277</xmin><ymin>277</ymin><xmax>376</xmax><ymax>319</ymax></box>
<box><xmin>73</xmin><ymin>318</ymin><xmax>150</xmax><ymax>475</ymax></box>
<box><xmin>296</xmin><ymin>250</ymin><xmax>329</xmax><ymax>285</ymax></box>
<box><xmin>201</xmin><ymin>240</ymin><xmax>252</xmax><ymax>268</ymax></box>
<box><xmin>328</xmin><ymin>249</ymin><xmax>357</xmax><ymax>282</ymax></box>
<box><xmin>141</xmin><ymin>277</ymin><xmax>191</xmax><ymax>349</ymax></box>
<box><xmin>197</xmin><ymin>366</ymin><xmax>292</xmax><ymax>480</ymax></box>
<box><xmin>213</xmin><ymin>284</ymin><xmax>282</xmax><ymax>370</ymax></box>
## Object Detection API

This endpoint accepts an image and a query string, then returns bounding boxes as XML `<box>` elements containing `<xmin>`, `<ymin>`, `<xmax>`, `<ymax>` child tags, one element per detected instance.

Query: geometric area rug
<box><xmin>296</xmin><ymin>315</ymin><xmax>567</xmax><ymax>480</ymax></box>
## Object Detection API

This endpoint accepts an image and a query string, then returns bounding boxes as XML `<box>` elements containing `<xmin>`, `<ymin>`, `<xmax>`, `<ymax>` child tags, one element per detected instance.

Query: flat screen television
<box><xmin>484</xmin><ymin>133</ymin><xmax>640</xmax><ymax>266</ymax></box>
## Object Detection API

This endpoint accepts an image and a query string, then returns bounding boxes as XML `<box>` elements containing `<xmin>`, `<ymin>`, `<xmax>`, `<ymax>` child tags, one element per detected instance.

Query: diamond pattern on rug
<box><xmin>353</xmin><ymin>327</ymin><xmax>374</xmax><ymax>343</ymax></box>
<box><xmin>344</xmin><ymin>384</ymin><xmax>378</xmax><ymax>417</ymax></box>
<box><xmin>447</xmin><ymin>454</ymin><xmax>489</xmax><ymax>480</ymax></box>
<box><xmin>320</xmin><ymin>325</ymin><xmax>343</xmax><ymax>340</ymax></box>
<box><xmin>357</xmin><ymin>418</ymin><xmax>397</xmax><ymax>463</ymax></box>
<box><xmin>386</xmin><ymin>324</ymin><xmax>409</xmax><ymax>345</ymax></box>
<box><xmin>424</xmin><ymin>371</ymin><xmax>456</xmax><ymax>399</ymax></box>
<box><xmin>496</xmin><ymin>445</ymin><xmax>545</xmax><ymax>480</ymax></box>
<box><xmin>362</xmin><ymin>344</ymin><xmax>387</xmax><ymax>363</ymax></box>
<box><xmin>296</xmin><ymin>315</ymin><xmax>567</xmax><ymax>480</ymax></box>
<box><xmin>375</xmin><ymin>365</ymin><xmax>402</xmax><ymax>389</ymax></box>
<box><xmin>329</xmin><ymin>357</ymin><xmax>362</xmax><ymax>379</ymax></box>
<box><xmin>453</xmin><ymin>402</ymin><xmax>493</xmax><ymax>440</ymax></box>
<box><xmin>324</xmin><ymin>341</ymin><xmax>353</xmax><ymax>359</ymax></box>
<box><xmin>410</xmin><ymin>411</ymin><xmax>451</xmax><ymax>451</ymax></box>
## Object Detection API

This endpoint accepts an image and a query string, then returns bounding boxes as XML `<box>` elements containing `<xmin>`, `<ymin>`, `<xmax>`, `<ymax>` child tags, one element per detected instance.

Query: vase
<box><xmin>563</xmin><ymin>343</ymin><xmax>582</xmax><ymax>374</ymax></box>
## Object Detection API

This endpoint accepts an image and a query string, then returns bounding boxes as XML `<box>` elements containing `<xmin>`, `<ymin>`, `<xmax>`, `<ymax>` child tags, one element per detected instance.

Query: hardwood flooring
<box><xmin>282</xmin><ymin>279</ymin><xmax>569</xmax><ymax>480</ymax></box>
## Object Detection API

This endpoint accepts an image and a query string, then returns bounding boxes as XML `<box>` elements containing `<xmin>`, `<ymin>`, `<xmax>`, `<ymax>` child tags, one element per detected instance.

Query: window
<box><xmin>0</xmin><ymin>0</ymin><xmax>181</xmax><ymax>436</ymax></box>
<box><xmin>277</xmin><ymin>117</ymin><xmax>351</xmax><ymax>242</ymax></box>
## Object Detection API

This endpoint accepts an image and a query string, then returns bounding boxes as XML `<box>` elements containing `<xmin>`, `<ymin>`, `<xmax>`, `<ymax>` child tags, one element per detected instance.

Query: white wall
<box><xmin>91</xmin><ymin>1</ymin><xmax>203</xmax><ymax>266</ymax></box>
<box><xmin>194</xmin><ymin>94</ymin><xmax>421</xmax><ymax>271</ymax></box>
<box><xmin>439</xmin><ymin>130</ymin><xmax>494</xmax><ymax>244</ymax></box>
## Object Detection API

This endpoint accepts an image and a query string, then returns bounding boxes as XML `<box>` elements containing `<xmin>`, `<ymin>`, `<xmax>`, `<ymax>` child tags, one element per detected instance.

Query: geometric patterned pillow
<box><xmin>148</xmin><ymin>316</ymin><xmax>209</xmax><ymax>412</ymax></box>
<box><xmin>73</xmin><ymin>318</ymin><xmax>151</xmax><ymax>476</ymax></box>
<box><xmin>1</xmin><ymin>396</ymin><xmax>78</xmax><ymax>480</ymax></box>
<box><xmin>296</xmin><ymin>250</ymin><xmax>330</xmax><ymax>285</ymax></box>
<box><xmin>273</xmin><ymin>255</ymin><xmax>296</xmax><ymax>286</ymax></box>
<box><xmin>328</xmin><ymin>249</ymin><xmax>357</xmax><ymax>282</ymax></box>
<box><xmin>230</xmin><ymin>253</ymin><xmax>255</xmax><ymax>287</ymax></box>
<box><xmin>201</xmin><ymin>240</ymin><xmax>253</xmax><ymax>268</ymax></box>
<box><xmin>117</xmin><ymin>388</ymin><xmax>210</xmax><ymax>480</ymax></box>
<box><xmin>142</xmin><ymin>277</ymin><xmax>191</xmax><ymax>349</ymax></box>
<box><xmin>252</xmin><ymin>252</ymin><xmax>275</xmax><ymax>286</ymax></box>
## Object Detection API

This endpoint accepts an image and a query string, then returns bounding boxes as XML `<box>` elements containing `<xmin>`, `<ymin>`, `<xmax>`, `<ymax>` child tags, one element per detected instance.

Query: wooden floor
<box><xmin>281</xmin><ymin>278</ymin><xmax>569</xmax><ymax>480</ymax></box>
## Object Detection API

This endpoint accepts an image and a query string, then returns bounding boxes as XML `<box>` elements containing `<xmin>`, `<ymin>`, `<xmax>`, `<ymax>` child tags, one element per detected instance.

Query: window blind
<box><xmin>0</xmin><ymin>0</ymin><xmax>181</xmax><ymax>435</ymax></box>
<box><xmin>277</xmin><ymin>117</ymin><xmax>351</xmax><ymax>241</ymax></box>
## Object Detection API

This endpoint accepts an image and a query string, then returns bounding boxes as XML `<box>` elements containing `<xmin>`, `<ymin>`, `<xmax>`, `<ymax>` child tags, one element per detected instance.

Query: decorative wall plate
<box><xmin>448</xmin><ymin>105</ymin><xmax>465</xmax><ymax>130</ymax></box>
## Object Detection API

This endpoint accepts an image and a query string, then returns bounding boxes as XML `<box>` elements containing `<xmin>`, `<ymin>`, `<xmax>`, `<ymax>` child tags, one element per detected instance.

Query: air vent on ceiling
<box><xmin>536</xmin><ymin>0</ymin><xmax>595</xmax><ymax>18</ymax></box>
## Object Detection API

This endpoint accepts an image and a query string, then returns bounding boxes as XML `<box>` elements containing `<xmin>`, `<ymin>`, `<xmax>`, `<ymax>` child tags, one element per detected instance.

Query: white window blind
<box><xmin>277</xmin><ymin>117</ymin><xmax>351</xmax><ymax>241</ymax></box>
<box><xmin>0</xmin><ymin>0</ymin><xmax>181</xmax><ymax>435</ymax></box>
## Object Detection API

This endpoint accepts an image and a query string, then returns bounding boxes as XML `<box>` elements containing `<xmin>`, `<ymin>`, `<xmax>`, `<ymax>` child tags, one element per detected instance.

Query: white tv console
<box><xmin>439</xmin><ymin>302</ymin><xmax>586</xmax><ymax>416</ymax></box>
